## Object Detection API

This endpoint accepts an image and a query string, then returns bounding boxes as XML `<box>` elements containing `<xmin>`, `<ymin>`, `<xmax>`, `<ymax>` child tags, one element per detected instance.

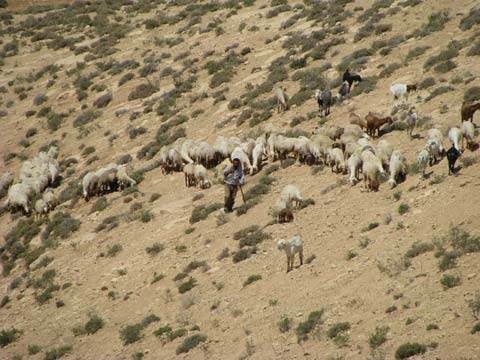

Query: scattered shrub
<box><xmin>176</xmin><ymin>334</ymin><xmax>207</xmax><ymax>354</ymax></box>
<box><xmin>369</xmin><ymin>326</ymin><xmax>389</xmax><ymax>349</ymax></box>
<box><xmin>296</xmin><ymin>309</ymin><xmax>324</xmax><ymax>342</ymax></box>
<box><xmin>243</xmin><ymin>274</ymin><xmax>262</xmax><ymax>287</ymax></box>
<box><xmin>395</xmin><ymin>343</ymin><xmax>426</xmax><ymax>359</ymax></box>
<box><xmin>440</xmin><ymin>274</ymin><xmax>461</xmax><ymax>289</ymax></box>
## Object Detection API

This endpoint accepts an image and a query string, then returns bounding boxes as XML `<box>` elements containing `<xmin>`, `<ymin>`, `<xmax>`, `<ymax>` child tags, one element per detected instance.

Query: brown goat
<box><xmin>278</xmin><ymin>208</ymin><xmax>294</xmax><ymax>223</ymax></box>
<box><xmin>461</xmin><ymin>101</ymin><xmax>480</xmax><ymax>123</ymax></box>
<box><xmin>365</xmin><ymin>112</ymin><xmax>393</xmax><ymax>138</ymax></box>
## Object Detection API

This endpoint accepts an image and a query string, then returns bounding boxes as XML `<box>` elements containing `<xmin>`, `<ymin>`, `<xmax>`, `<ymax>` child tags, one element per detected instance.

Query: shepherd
<box><xmin>223</xmin><ymin>158</ymin><xmax>245</xmax><ymax>213</ymax></box>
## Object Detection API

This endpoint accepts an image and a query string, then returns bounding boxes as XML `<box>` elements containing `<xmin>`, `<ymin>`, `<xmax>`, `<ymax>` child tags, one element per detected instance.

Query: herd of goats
<box><xmin>1</xmin><ymin>70</ymin><xmax>480</xmax><ymax>224</ymax></box>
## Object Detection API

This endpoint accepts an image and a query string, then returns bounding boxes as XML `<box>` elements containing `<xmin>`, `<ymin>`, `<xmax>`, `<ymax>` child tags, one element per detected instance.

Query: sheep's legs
<box><xmin>299</xmin><ymin>251</ymin><xmax>303</xmax><ymax>266</ymax></box>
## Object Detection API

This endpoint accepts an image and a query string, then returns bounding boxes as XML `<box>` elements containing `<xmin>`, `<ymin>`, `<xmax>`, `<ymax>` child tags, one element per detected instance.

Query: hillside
<box><xmin>1</xmin><ymin>0</ymin><xmax>480</xmax><ymax>359</ymax></box>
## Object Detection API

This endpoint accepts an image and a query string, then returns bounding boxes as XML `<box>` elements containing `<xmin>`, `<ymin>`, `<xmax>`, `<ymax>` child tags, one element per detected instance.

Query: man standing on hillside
<box><xmin>223</xmin><ymin>158</ymin><xmax>245</xmax><ymax>213</ymax></box>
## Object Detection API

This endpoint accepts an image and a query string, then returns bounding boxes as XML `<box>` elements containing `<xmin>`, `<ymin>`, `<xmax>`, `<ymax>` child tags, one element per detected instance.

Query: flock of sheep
<box><xmin>3</xmin><ymin>147</ymin><xmax>59</xmax><ymax>217</ymax></box>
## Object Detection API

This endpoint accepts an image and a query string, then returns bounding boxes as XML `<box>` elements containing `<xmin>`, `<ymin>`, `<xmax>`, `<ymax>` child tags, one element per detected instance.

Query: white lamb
<box><xmin>426</xmin><ymin>139</ymin><xmax>442</xmax><ymax>164</ymax></box>
<box><xmin>375</xmin><ymin>140</ymin><xmax>393</xmax><ymax>171</ymax></box>
<box><xmin>427</xmin><ymin>128</ymin><xmax>445</xmax><ymax>153</ymax></box>
<box><xmin>448</xmin><ymin>127</ymin><xmax>462</xmax><ymax>152</ymax></box>
<box><xmin>390</xmin><ymin>83</ymin><xmax>417</xmax><ymax>103</ymax></box>
<box><xmin>388</xmin><ymin>150</ymin><xmax>407</xmax><ymax>188</ymax></box>
<box><xmin>34</xmin><ymin>198</ymin><xmax>49</xmax><ymax>221</ymax></box>
<box><xmin>461</xmin><ymin>121</ymin><xmax>475</xmax><ymax>150</ymax></box>
<box><xmin>407</xmin><ymin>107</ymin><xmax>417</xmax><ymax>139</ymax></box>
<box><xmin>280</xmin><ymin>185</ymin><xmax>303</xmax><ymax>208</ymax></box>
<box><xmin>277</xmin><ymin>235</ymin><xmax>304</xmax><ymax>273</ymax></box>
<box><xmin>327</xmin><ymin>147</ymin><xmax>345</xmax><ymax>173</ymax></box>
<box><xmin>362</xmin><ymin>151</ymin><xmax>386</xmax><ymax>191</ymax></box>
<box><xmin>193</xmin><ymin>164</ymin><xmax>211</xmax><ymax>189</ymax></box>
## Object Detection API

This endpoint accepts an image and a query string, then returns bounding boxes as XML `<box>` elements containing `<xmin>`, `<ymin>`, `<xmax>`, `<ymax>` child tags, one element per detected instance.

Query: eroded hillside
<box><xmin>1</xmin><ymin>0</ymin><xmax>480</xmax><ymax>359</ymax></box>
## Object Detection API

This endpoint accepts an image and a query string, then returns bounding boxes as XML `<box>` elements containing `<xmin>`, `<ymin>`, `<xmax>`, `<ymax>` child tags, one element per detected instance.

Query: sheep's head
<box><xmin>387</xmin><ymin>179</ymin><xmax>397</xmax><ymax>188</ymax></box>
<box><xmin>276</xmin><ymin>239</ymin><xmax>286</xmax><ymax>251</ymax></box>
<box><xmin>203</xmin><ymin>179</ymin><xmax>211</xmax><ymax>189</ymax></box>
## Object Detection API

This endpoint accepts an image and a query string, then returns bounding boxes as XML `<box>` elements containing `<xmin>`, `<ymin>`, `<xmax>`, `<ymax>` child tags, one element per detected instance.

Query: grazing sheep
<box><xmin>193</xmin><ymin>164</ymin><xmax>211</xmax><ymax>189</ymax></box>
<box><xmin>347</xmin><ymin>148</ymin><xmax>362</xmax><ymax>185</ymax></box>
<box><xmin>349</xmin><ymin>112</ymin><xmax>366</xmax><ymax>129</ymax></box>
<box><xmin>427</xmin><ymin>128</ymin><xmax>445</xmax><ymax>153</ymax></box>
<box><xmin>277</xmin><ymin>235</ymin><xmax>304</xmax><ymax>273</ymax></box>
<box><xmin>366</xmin><ymin>112</ymin><xmax>393</xmax><ymax>138</ymax></box>
<box><xmin>167</xmin><ymin>148</ymin><xmax>183</xmax><ymax>172</ymax></box>
<box><xmin>34</xmin><ymin>199</ymin><xmax>49</xmax><ymax>221</ymax></box>
<box><xmin>309</xmin><ymin>135</ymin><xmax>334</xmax><ymax>163</ymax></box>
<box><xmin>0</xmin><ymin>171</ymin><xmax>14</xmax><ymax>194</ymax></box>
<box><xmin>336</xmin><ymin>81</ymin><xmax>350</xmax><ymax>102</ymax></box>
<box><xmin>252</xmin><ymin>143</ymin><xmax>265</xmax><ymax>173</ymax></box>
<box><xmin>344</xmin><ymin>141</ymin><xmax>359</xmax><ymax>161</ymax></box>
<box><xmin>407</xmin><ymin>107</ymin><xmax>417</xmax><ymax>139</ymax></box>
<box><xmin>417</xmin><ymin>148</ymin><xmax>430</xmax><ymax>178</ymax></box>
<box><xmin>116</xmin><ymin>165</ymin><xmax>137</xmax><ymax>189</ymax></box>
<box><xmin>446</xmin><ymin>145</ymin><xmax>461</xmax><ymax>175</ymax></box>
<box><xmin>313</xmin><ymin>125</ymin><xmax>344</xmax><ymax>141</ymax></box>
<box><xmin>183</xmin><ymin>163</ymin><xmax>196</xmax><ymax>187</ymax></box>
<box><xmin>47</xmin><ymin>146</ymin><xmax>59</xmax><ymax>159</ymax></box>
<box><xmin>5</xmin><ymin>183</ymin><xmax>31</xmax><ymax>213</ymax></box>
<box><xmin>315</xmin><ymin>89</ymin><xmax>332</xmax><ymax>117</ymax></box>
<box><xmin>42</xmin><ymin>188</ymin><xmax>57</xmax><ymax>211</ymax></box>
<box><xmin>98</xmin><ymin>168</ymin><xmax>118</xmax><ymax>193</ymax></box>
<box><xmin>327</xmin><ymin>148</ymin><xmax>345</xmax><ymax>173</ymax></box>
<box><xmin>461</xmin><ymin>121</ymin><xmax>475</xmax><ymax>150</ymax></box>
<box><xmin>426</xmin><ymin>139</ymin><xmax>442</xmax><ymax>165</ymax></box>
<box><xmin>343</xmin><ymin>69</ymin><xmax>362</xmax><ymax>90</ymax></box>
<box><xmin>231</xmin><ymin>146</ymin><xmax>254</xmax><ymax>175</ymax></box>
<box><xmin>448</xmin><ymin>127</ymin><xmax>462</xmax><ymax>152</ymax></box>
<box><xmin>278</xmin><ymin>208</ymin><xmax>294</xmax><ymax>223</ymax></box>
<box><xmin>375</xmin><ymin>140</ymin><xmax>393</xmax><ymax>171</ymax></box>
<box><xmin>461</xmin><ymin>101</ymin><xmax>480</xmax><ymax>123</ymax></box>
<box><xmin>361</xmin><ymin>151</ymin><xmax>386</xmax><ymax>191</ymax></box>
<box><xmin>276</xmin><ymin>87</ymin><xmax>288</xmax><ymax>113</ymax></box>
<box><xmin>82</xmin><ymin>172</ymin><xmax>99</xmax><ymax>201</ymax></box>
<box><xmin>390</xmin><ymin>83</ymin><xmax>417</xmax><ymax>102</ymax></box>
<box><xmin>281</xmin><ymin>185</ymin><xmax>303</xmax><ymax>209</ymax></box>
<box><xmin>388</xmin><ymin>150</ymin><xmax>407</xmax><ymax>188</ymax></box>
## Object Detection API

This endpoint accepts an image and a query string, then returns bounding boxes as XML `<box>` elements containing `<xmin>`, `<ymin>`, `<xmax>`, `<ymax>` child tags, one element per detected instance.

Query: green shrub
<box><xmin>176</xmin><ymin>334</ymin><xmax>207</xmax><ymax>354</ymax></box>
<box><xmin>464</xmin><ymin>86</ymin><xmax>480</xmax><ymax>103</ymax></box>
<box><xmin>426</xmin><ymin>324</ymin><xmax>439</xmax><ymax>331</ymax></box>
<box><xmin>395</xmin><ymin>342</ymin><xmax>426</xmax><ymax>359</ymax></box>
<box><xmin>296</xmin><ymin>309</ymin><xmax>324</xmax><ymax>342</ymax></box>
<box><xmin>90</xmin><ymin>197</ymin><xmax>107</xmax><ymax>213</ymax></box>
<box><xmin>459</xmin><ymin>7</ymin><xmax>480</xmax><ymax>31</ymax></box>
<box><xmin>178</xmin><ymin>278</ymin><xmax>197</xmax><ymax>294</ymax></box>
<box><xmin>190</xmin><ymin>203</ymin><xmax>222</xmax><ymax>223</ymax></box>
<box><xmin>106</xmin><ymin>244</ymin><xmax>122</xmax><ymax>257</ymax></box>
<box><xmin>434</xmin><ymin>60</ymin><xmax>456</xmax><ymax>73</ymax></box>
<box><xmin>369</xmin><ymin>326</ymin><xmax>389</xmax><ymax>349</ymax></box>
<box><xmin>85</xmin><ymin>314</ymin><xmax>105</xmax><ymax>334</ymax></box>
<box><xmin>327</xmin><ymin>322</ymin><xmax>350</xmax><ymax>339</ymax></box>
<box><xmin>413</xmin><ymin>11</ymin><xmax>449</xmax><ymax>37</ymax></box>
<box><xmin>278</xmin><ymin>316</ymin><xmax>292</xmax><ymax>333</ymax></box>
<box><xmin>243</xmin><ymin>274</ymin><xmax>262</xmax><ymax>287</ymax></box>
<box><xmin>0</xmin><ymin>328</ymin><xmax>21</xmax><ymax>347</ymax></box>
<box><xmin>419</xmin><ymin>77</ymin><xmax>436</xmax><ymax>89</ymax></box>
<box><xmin>406</xmin><ymin>46</ymin><xmax>430</xmax><ymax>61</ymax></box>
<box><xmin>362</xmin><ymin>222</ymin><xmax>379</xmax><ymax>232</ymax></box>
<box><xmin>471</xmin><ymin>322</ymin><xmax>480</xmax><ymax>334</ymax></box>
<box><xmin>405</xmin><ymin>242</ymin><xmax>434</xmax><ymax>258</ymax></box>
<box><xmin>232</xmin><ymin>247</ymin><xmax>257</xmax><ymax>263</ymax></box>
<box><xmin>42</xmin><ymin>212</ymin><xmax>81</xmax><ymax>242</ymax></box>
<box><xmin>44</xmin><ymin>345</ymin><xmax>73</xmax><ymax>360</ymax></box>
<box><xmin>120</xmin><ymin>324</ymin><xmax>143</xmax><ymax>345</ymax></box>
<box><xmin>440</xmin><ymin>274</ymin><xmax>461</xmax><ymax>289</ymax></box>
<box><xmin>146</xmin><ymin>243</ymin><xmax>164</xmax><ymax>256</ymax></box>
<box><xmin>28</xmin><ymin>344</ymin><xmax>42</xmax><ymax>355</ymax></box>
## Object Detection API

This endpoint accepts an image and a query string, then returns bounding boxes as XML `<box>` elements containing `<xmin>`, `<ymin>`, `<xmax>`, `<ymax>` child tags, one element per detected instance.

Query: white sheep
<box><xmin>252</xmin><ymin>143</ymin><xmax>265</xmax><ymax>173</ymax></box>
<box><xmin>231</xmin><ymin>146</ymin><xmax>254</xmax><ymax>175</ymax></box>
<box><xmin>193</xmin><ymin>164</ymin><xmax>211</xmax><ymax>189</ymax></box>
<box><xmin>167</xmin><ymin>148</ymin><xmax>183</xmax><ymax>172</ymax></box>
<box><xmin>183</xmin><ymin>163</ymin><xmax>196</xmax><ymax>187</ymax></box>
<box><xmin>42</xmin><ymin>188</ymin><xmax>57</xmax><ymax>211</ymax></box>
<box><xmin>362</xmin><ymin>151</ymin><xmax>386</xmax><ymax>191</ymax></box>
<box><xmin>336</xmin><ymin>81</ymin><xmax>350</xmax><ymax>102</ymax></box>
<box><xmin>390</xmin><ymin>83</ymin><xmax>417</xmax><ymax>103</ymax></box>
<box><xmin>427</xmin><ymin>128</ymin><xmax>445</xmax><ymax>153</ymax></box>
<box><xmin>327</xmin><ymin>147</ymin><xmax>345</xmax><ymax>173</ymax></box>
<box><xmin>426</xmin><ymin>139</ymin><xmax>442</xmax><ymax>164</ymax></box>
<box><xmin>417</xmin><ymin>148</ymin><xmax>430</xmax><ymax>178</ymax></box>
<box><xmin>34</xmin><ymin>198</ymin><xmax>49</xmax><ymax>221</ymax></box>
<box><xmin>461</xmin><ymin>121</ymin><xmax>475</xmax><ymax>150</ymax></box>
<box><xmin>388</xmin><ymin>150</ymin><xmax>407</xmax><ymax>188</ymax></box>
<box><xmin>347</xmin><ymin>148</ymin><xmax>362</xmax><ymax>185</ymax></box>
<box><xmin>375</xmin><ymin>140</ymin><xmax>393</xmax><ymax>171</ymax></box>
<box><xmin>280</xmin><ymin>185</ymin><xmax>303</xmax><ymax>208</ymax></box>
<box><xmin>116</xmin><ymin>165</ymin><xmax>137</xmax><ymax>189</ymax></box>
<box><xmin>5</xmin><ymin>183</ymin><xmax>31</xmax><ymax>213</ymax></box>
<box><xmin>277</xmin><ymin>235</ymin><xmax>304</xmax><ymax>273</ymax></box>
<box><xmin>448</xmin><ymin>127</ymin><xmax>462</xmax><ymax>152</ymax></box>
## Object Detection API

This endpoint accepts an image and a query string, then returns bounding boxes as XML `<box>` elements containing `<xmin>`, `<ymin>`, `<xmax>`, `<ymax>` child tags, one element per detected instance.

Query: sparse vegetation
<box><xmin>395</xmin><ymin>342</ymin><xmax>427</xmax><ymax>359</ymax></box>
<box><xmin>296</xmin><ymin>309</ymin><xmax>324</xmax><ymax>342</ymax></box>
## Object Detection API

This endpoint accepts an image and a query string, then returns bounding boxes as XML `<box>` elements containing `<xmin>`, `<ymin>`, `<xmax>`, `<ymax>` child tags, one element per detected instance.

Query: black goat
<box><xmin>343</xmin><ymin>69</ymin><xmax>362</xmax><ymax>90</ymax></box>
<box><xmin>446</xmin><ymin>145</ymin><xmax>461</xmax><ymax>175</ymax></box>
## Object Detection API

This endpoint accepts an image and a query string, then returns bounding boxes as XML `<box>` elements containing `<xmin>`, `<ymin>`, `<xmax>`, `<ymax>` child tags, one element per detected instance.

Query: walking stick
<box><xmin>239</xmin><ymin>184</ymin><xmax>246</xmax><ymax>204</ymax></box>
